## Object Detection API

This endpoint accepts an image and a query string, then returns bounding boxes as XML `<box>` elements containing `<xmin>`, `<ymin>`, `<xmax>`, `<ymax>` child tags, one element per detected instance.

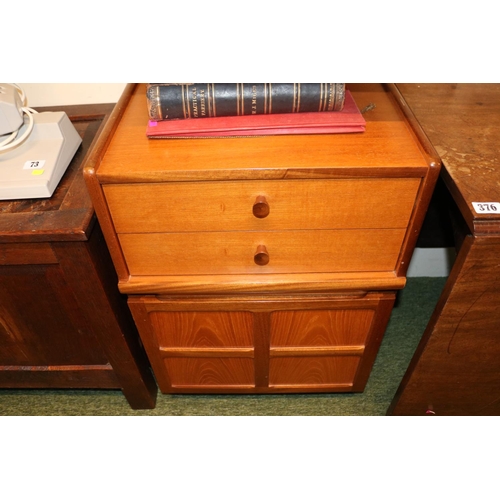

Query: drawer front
<box><xmin>103</xmin><ymin>178</ymin><xmax>420</xmax><ymax>233</ymax></box>
<box><xmin>119</xmin><ymin>228</ymin><xmax>406</xmax><ymax>275</ymax></box>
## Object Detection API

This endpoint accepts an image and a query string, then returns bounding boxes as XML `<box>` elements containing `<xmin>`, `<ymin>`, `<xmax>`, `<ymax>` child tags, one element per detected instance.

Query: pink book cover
<box><xmin>146</xmin><ymin>91</ymin><xmax>365</xmax><ymax>138</ymax></box>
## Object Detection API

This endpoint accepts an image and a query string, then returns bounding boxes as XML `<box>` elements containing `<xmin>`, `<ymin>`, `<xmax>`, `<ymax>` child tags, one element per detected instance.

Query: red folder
<box><xmin>146</xmin><ymin>91</ymin><xmax>365</xmax><ymax>138</ymax></box>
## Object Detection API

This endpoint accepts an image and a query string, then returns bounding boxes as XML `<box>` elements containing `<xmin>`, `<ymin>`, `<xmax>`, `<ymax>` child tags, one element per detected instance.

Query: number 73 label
<box><xmin>23</xmin><ymin>160</ymin><xmax>46</xmax><ymax>170</ymax></box>
<box><xmin>472</xmin><ymin>202</ymin><xmax>500</xmax><ymax>213</ymax></box>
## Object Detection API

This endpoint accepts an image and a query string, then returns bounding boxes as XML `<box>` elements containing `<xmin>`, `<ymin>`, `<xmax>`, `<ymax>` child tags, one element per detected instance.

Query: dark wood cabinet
<box><xmin>389</xmin><ymin>84</ymin><xmax>500</xmax><ymax>415</ymax></box>
<box><xmin>0</xmin><ymin>104</ymin><xmax>157</xmax><ymax>409</ymax></box>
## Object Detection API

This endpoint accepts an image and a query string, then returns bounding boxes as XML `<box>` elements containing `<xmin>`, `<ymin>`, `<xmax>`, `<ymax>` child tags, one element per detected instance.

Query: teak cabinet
<box><xmin>84</xmin><ymin>83</ymin><xmax>440</xmax><ymax>394</ymax></box>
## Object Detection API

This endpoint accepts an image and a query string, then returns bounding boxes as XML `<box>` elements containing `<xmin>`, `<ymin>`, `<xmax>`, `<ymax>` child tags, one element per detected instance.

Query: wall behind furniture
<box><xmin>18</xmin><ymin>83</ymin><xmax>453</xmax><ymax>277</ymax></box>
<box><xmin>18</xmin><ymin>83</ymin><xmax>127</xmax><ymax>107</ymax></box>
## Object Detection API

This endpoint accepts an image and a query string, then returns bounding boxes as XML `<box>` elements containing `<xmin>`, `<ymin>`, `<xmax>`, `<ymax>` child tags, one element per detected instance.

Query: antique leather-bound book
<box><xmin>146</xmin><ymin>91</ymin><xmax>364</xmax><ymax>138</ymax></box>
<box><xmin>147</xmin><ymin>83</ymin><xmax>346</xmax><ymax>121</ymax></box>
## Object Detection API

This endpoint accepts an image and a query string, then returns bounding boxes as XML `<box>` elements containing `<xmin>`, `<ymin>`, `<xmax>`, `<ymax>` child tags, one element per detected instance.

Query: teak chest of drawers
<box><xmin>84</xmin><ymin>83</ymin><xmax>440</xmax><ymax>394</ymax></box>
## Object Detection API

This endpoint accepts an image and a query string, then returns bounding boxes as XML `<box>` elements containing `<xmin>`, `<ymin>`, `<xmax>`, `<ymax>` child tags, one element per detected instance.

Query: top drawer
<box><xmin>103</xmin><ymin>178</ymin><xmax>421</xmax><ymax>233</ymax></box>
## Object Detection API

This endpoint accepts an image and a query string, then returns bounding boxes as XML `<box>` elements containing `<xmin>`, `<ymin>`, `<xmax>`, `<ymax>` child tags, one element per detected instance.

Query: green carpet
<box><xmin>0</xmin><ymin>277</ymin><xmax>446</xmax><ymax>416</ymax></box>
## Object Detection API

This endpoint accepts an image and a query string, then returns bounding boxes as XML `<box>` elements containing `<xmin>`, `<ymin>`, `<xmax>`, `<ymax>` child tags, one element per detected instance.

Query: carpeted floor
<box><xmin>0</xmin><ymin>277</ymin><xmax>446</xmax><ymax>416</ymax></box>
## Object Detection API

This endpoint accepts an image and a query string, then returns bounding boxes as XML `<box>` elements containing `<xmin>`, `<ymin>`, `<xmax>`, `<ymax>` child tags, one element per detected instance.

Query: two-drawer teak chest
<box><xmin>84</xmin><ymin>83</ymin><xmax>440</xmax><ymax>394</ymax></box>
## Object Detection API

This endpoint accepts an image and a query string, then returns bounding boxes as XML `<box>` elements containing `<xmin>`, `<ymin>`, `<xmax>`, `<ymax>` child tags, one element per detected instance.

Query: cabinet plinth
<box><xmin>85</xmin><ymin>83</ymin><xmax>440</xmax><ymax>394</ymax></box>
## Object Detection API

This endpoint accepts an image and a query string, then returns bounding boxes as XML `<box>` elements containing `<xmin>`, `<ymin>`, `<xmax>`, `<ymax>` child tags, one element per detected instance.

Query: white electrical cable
<box><xmin>0</xmin><ymin>84</ymin><xmax>38</xmax><ymax>153</ymax></box>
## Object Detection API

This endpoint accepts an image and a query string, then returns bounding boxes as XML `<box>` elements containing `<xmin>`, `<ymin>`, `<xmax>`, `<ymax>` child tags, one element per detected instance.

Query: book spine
<box><xmin>147</xmin><ymin>83</ymin><xmax>346</xmax><ymax>121</ymax></box>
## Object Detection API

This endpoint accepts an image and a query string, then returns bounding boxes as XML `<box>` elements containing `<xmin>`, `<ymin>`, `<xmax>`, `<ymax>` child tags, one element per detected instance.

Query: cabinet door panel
<box><xmin>149</xmin><ymin>311</ymin><xmax>253</xmax><ymax>348</ymax></box>
<box><xmin>269</xmin><ymin>356</ymin><xmax>360</xmax><ymax>387</ymax></box>
<box><xmin>164</xmin><ymin>357</ymin><xmax>255</xmax><ymax>388</ymax></box>
<box><xmin>270</xmin><ymin>309</ymin><xmax>375</xmax><ymax>347</ymax></box>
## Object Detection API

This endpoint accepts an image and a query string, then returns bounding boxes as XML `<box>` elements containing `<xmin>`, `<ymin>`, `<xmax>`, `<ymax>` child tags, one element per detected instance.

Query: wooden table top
<box><xmin>396</xmin><ymin>84</ymin><xmax>500</xmax><ymax>234</ymax></box>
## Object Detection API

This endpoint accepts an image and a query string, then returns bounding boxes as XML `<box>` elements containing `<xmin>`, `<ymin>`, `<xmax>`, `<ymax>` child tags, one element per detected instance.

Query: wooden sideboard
<box><xmin>84</xmin><ymin>83</ymin><xmax>440</xmax><ymax>395</ymax></box>
<box><xmin>389</xmin><ymin>84</ymin><xmax>500</xmax><ymax>416</ymax></box>
<box><xmin>0</xmin><ymin>104</ymin><xmax>157</xmax><ymax>409</ymax></box>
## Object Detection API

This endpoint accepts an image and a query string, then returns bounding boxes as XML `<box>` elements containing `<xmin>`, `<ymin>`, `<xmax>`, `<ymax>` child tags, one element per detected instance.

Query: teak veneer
<box><xmin>85</xmin><ymin>83</ymin><xmax>440</xmax><ymax>394</ymax></box>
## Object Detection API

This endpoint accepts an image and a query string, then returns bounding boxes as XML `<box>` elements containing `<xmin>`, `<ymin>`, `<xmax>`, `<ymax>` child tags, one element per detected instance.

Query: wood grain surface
<box><xmin>389</xmin><ymin>84</ymin><xmax>500</xmax><ymax>415</ymax></box>
<box><xmin>395</xmin><ymin>84</ymin><xmax>500</xmax><ymax>234</ymax></box>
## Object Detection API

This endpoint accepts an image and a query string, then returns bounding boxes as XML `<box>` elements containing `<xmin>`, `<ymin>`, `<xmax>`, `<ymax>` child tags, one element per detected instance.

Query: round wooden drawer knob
<box><xmin>252</xmin><ymin>196</ymin><xmax>270</xmax><ymax>218</ymax></box>
<box><xmin>254</xmin><ymin>245</ymin><xmax>270</xmax><ymax>266</ymax></box>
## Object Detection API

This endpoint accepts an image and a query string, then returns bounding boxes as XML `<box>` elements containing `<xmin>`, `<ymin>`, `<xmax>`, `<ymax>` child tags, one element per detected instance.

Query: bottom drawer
<box><xmin>128</xmin><ymin>292</ymin><xmax>395</xmax><ymax>394</ymax></box>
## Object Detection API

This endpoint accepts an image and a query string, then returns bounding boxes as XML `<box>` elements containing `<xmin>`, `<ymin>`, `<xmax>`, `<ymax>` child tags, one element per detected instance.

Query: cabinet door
<box><xmin>128</xmin><ymin>293</ymin><xmax>395</xmax><ymax>394</ymax></box>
